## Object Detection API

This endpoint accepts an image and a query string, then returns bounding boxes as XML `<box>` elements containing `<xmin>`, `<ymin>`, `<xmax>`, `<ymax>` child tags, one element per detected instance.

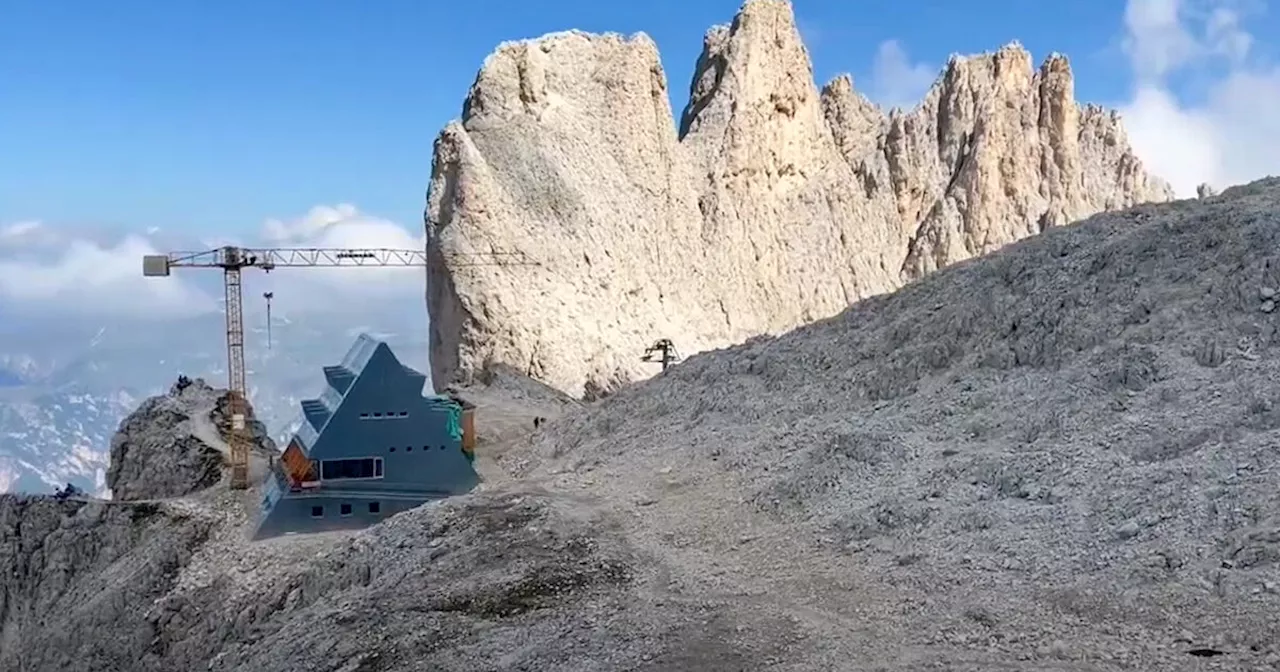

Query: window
<box><xmin>340</xmin><ymin>503</ymin><xmax>352</xmax><ymax>516</ymax></box>
<box><xmin>389</xmin><ymin>447</ymin><xmax>396</xmax><ymax>452</ymax></box>
<box><xmin>361</xmin><ymin>411</ymin><xmax>406</xmax><ymax>420</ymax></box>
<box><xmin>406</xmin><ymin>446</ymin><xmax>413</xmax><ymax>452</ymax></box>
<box><xmin>311</xmin><ymin>505</ymin><xmax>323</xmax><ymax>518</ymax></box>
<box><xmin>368</xmin><ymin>501</ymin><xmax>381</xmax><ymax>514</ymax></box>
<box><xmin>320</xmin><ymin>457</ymin><xmax>383</xmax><ymax>480</ymax></box>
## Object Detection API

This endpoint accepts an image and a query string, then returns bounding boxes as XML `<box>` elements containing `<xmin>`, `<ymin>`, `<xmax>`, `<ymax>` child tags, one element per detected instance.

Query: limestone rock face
<box><xmin>882</xmin><ymin>46</ymin><xmax>1174</xmax><ymax>278</ymax></box>
<box><xmin>426</xmin><ymin>0</ymin><xmax>1174</xmax><ymax>397</ymax></box>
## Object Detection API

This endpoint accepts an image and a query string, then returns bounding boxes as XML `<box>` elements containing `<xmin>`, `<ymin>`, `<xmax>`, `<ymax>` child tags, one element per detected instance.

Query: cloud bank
<box><xmin>0</xmin><ymin>207</ymin><xmax>426</xmax><ymax>320</ymax></box>
<box><xmin>865</xmin><ymin>39</ymin><xmax>938</xmax><ymax>110</ymax></box>
<box><xmin>0</xmin><ymin>221</ymin><xmax>214</xmax><ymax>319</ymax></box>
<box><xmin>1118</xmin><ymin>0</ymin><xmax>1280</xmax><ymax>196</ymax></box>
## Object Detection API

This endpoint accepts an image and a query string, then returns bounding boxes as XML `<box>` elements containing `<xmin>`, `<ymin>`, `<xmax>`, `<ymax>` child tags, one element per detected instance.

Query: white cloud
<box><xmin>0</xmin><ymin>221</ymin><xmax>62</xmax><ymax>249</ymax></box>
<box><xmin>0</xmin><ymin>221</ymin><xmax>42</xmax><ymax>239</ymax></box>
<box><xmin>866</xmin><ymin>40</ymin><xmax>937</xmax><ymax>111</ymax></box>
<box><xmin>0</xmin><ymin>205</ymin><xmax>427</xmax><ymax>319</ymax></box>
<box><xmin>261</xmin><ymin>204</ymin><xmax>425</xmax><ymax>250</ymax></box>
<box><xmin>1122</xmin><ymin>0</ymin><xmax>1201</xmax><ymax>79</ymax></box>
<box><xmin>253</xmin><ymin>204</ymin><xmax>426</xmax><ymax>300</ymax></box>
<box><xmin>0</xmin><ymin>460</ymin><xmax>16</xmax><ymax>493</ymax></box>
<box><xmin>0</xmin><ymin>226</ymin><xmax>215</xmax><ymax>318</ymax></box>
<box><xmin>1119</xmin><ymin>0</ymin><xmax>1280</xmax><ymax>196</ymax></box>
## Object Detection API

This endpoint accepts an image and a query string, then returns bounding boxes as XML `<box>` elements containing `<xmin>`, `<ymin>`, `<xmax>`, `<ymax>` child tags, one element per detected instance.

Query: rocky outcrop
<box><xmin>0</xmin><ymin>495</ymin><xmax>218</xmax><ymax>670</ymax></box>
<box><xmin>427</xmin><ymin>0</ymin><xmax>1173</xmax><ymax>397</ymax></box>
<box><xmin>106</xmin><ymin>377</ymin><xmax>274</xmax><ymax>501</ymax></box>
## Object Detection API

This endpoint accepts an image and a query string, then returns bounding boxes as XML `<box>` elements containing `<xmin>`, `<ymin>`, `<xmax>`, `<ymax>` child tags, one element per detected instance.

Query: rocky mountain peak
<box><xmin>463</xmin><ymin>30</ymin><xmax>666</xmax><ymax>126</ymax></box>
<box><xmin>426</xmin><ymin>0</ymin><xmax>1174</xmax><ymax>397</ymax></box>
<box><xmin>105</xmin><ymin>377</ymin><xmax>275</xmax><ymax>501</ymax></box>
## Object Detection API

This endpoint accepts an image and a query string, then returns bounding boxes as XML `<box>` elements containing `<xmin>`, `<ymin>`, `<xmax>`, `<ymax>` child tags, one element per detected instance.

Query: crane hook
<box><xmin>264</xmin><ymin>292</ymin><xmax>274</xmax><ymax>350</ymax></box>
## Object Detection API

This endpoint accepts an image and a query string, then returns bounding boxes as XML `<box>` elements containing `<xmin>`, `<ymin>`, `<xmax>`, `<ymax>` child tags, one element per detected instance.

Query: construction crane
<box><xmin>142</xmin><ymin>245</ymin><xmax>535</xmax><ymax>490</ymax></box>
<box><xmin>641</xmin><ymin>338</ymin><xmax>682</xmax><ymax>371</ymax></box>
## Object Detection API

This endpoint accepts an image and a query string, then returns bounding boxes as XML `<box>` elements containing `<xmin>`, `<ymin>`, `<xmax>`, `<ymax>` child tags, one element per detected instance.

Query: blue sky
<box><xmin>0</xmin><ymin>0</ymin><xmax>1164</xmax><ymax>237</ymax></box>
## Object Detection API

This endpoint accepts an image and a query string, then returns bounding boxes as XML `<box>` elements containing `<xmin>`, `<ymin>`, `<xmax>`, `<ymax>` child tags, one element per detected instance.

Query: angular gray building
<box><xmin>253</xmin><ymin>334</ymin><xmax>479</xmax><ymax>540</ymax></box>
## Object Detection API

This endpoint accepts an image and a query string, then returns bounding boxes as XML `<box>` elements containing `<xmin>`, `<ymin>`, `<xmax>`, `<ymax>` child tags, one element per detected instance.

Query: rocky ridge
<box><xmin>426</xmin><ymin>0</ymin><xmax>1174</xmax><ymax>397</ymax></box>
<box><xmin>500</xmin><ymin>177</ymin><xmax>1280</xmax><ymax>667</ymax></box>
<box><xmin>2</xmin><ymin>178</ymin><xmax>1279</xmax><ymax>670</ymax></box>
<box><xmin>0</xmin><ymin>376</ymin><xmax>794</xmax><ymax>671</ymax></box>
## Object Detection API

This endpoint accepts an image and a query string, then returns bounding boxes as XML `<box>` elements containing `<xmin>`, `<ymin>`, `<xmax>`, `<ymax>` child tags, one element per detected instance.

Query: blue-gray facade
<box><xmin>252</xmin><ymin>334</ymin><xmax>479</xmax><ymax>540</ymax></box>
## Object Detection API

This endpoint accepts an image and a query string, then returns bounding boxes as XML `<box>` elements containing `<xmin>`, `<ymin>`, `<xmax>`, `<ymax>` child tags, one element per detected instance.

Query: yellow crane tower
<box><xmin>142</xmin><ymin>245</ymin><xmax>533</xmax><ymax>489</ymax></box>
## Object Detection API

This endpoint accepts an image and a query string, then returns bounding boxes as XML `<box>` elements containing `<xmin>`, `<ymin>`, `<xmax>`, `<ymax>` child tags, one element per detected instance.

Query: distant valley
<box><xmin>0</xmin><ymin>304</ymin><xmax>429</xmax><ymax>494</ymax></box>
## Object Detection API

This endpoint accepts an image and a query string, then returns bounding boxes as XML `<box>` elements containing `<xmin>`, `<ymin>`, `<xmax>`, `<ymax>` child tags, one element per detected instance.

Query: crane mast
<box><xmin>224</xmin><ymin>263</ymin><xmax>250</xmax><ymax>487</ymax></box>
<box><xmin>143</xmin><ymin>244</ymin><xmax>534</xmax><ymax>490</ymax></box>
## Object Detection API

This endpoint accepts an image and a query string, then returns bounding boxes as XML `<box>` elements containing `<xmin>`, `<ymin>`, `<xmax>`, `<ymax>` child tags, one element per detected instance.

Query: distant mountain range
<box><xmin>0</xmin><ymin>303</ymin><xmax>430</xmax><ymax>494</ymax></box>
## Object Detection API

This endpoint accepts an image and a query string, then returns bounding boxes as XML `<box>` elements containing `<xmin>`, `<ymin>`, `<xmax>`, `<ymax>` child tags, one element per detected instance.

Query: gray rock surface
<box><xmin>0</xmin><ymin>495</ymin><xmax>217</xmax><ymax>670</ymax></box>
<box><xmin>0</xmin><ymin>485</ymin><xmax>801</xmax><ymax>672</ymax></box>
<box><xmin>105</xmin><ymin>377</ymin><xmax>275</xmax><ymax>501</ymax></box>
<box><xmin>426</xmin><ymin>0</ymin><xmax>1174</xmax><ymax>397</ymax></box>
<box><xmin>6</xmin><ymin>191</ymin><xmax>1280</xmax><ymax>667</ymax></box>
<box><xmin>504</xmin><ymin>176</ymin><xmax>1280</xmax><ymax>669</ymax></box>
<box><xmin>446</xmin><ymin>362</ymin><xmax>581</xmax><ymax>448</ymax></box>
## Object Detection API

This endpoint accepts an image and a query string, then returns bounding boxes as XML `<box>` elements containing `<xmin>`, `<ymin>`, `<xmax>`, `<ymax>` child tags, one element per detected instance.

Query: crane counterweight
<box><xmin>143</xmin><ymin>244</ymin><xmax>536</xmax><ymax>489</ymax></box>
<box><xmin>141</xmin><ymin>255</ymin><xmax>172</xmax><ymax>277</ymax></box>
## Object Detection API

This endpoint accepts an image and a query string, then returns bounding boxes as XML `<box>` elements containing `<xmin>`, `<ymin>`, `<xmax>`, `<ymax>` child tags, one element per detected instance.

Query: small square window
<box><xmin>368</xmin><ymin>502</ymin><xmax>381</xmax><ymax>514</ymax></box>
<box><xmin>373</xmin><ymin>412</ymin><xmax>383</xmax><ymax>418</ymax></box>
<box><xmin>389</xmin><ymin>446</ymin><xmax>396</xmax><ymax>452</ymax></box>
<box><xmin>399</xmin><ymin>411</ymin><xmax>408</xmax><ymax>417</ymax></box>
<box><xmin>340</xmin><ymin>503</ymin><xmax>352</xmax><ymax>516</ymax></box>
<box><xmin>406</xmin><ymin>446</ymin><xmax>413</xmax><ymax>452</ymax></box>
<box><xmin>311</xmin><ymin>505</ymin><xmax>323</xmax><ymax>518</ymax></box>
<box><xmin>359</xmin><ymin>413</ymin><xmax>369</xmax><ymax>419</ymax></box>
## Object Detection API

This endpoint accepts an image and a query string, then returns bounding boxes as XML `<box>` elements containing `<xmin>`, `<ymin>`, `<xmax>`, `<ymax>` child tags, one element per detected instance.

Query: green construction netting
<box><xmin>426</xmin><ymin>395</ymin><xmax>466</xmax><ymax>445</ymax></box>
<box><xmin>427</xmin><ymin>396</ymin><xmax>463</xmax><ymax>442</ymax></box>
<box><xmin>445</xmin><ymin>404</ymin><xmax>462</xmax><ymax>442</ymax></box>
